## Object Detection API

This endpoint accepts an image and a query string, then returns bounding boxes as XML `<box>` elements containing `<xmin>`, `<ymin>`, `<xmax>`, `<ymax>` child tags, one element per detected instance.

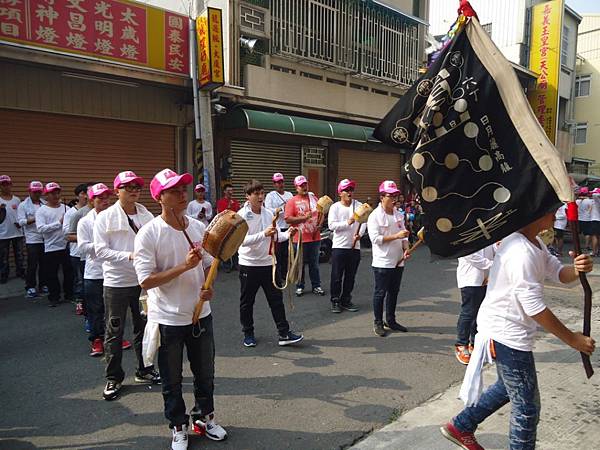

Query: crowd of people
<box><xmin>1</xmin><ymin>171</ymin><xmax>597</xmax><ymax>450</ymax></box>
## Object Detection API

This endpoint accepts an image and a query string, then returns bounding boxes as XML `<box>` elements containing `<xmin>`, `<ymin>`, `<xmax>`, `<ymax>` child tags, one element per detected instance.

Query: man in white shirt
<box><xmin>328</xmin><ymin>179</ymin><xmax>366</xmax><ymax>314</ymax></box>
<box><xmin>367</xmin><ymin>180</ymin><xmax>410</xmax><ymax>337</ymax></box>
<box><xmin>0</xmin><ymin>174</ymin><xmax>24</xmax><ymax>284</ymax></box>
<box><xmin>577</xmin><ymin>188</ymin><xmax>593</xmax><ymax>252</ymax></box>
<box><xmin>454</xmin><ymin>245</ymin><xmax>495</xmax><ymax>365</ymax></box>
<box><xmin>94</xmin><ymin>170</ymin><xmax>158</xmax><ymax>401</ymax></box>
<box><xmin>441</xmin><ymin>212</ymin><xmax>596</xmax><ymax>450</ymax></box>
<box><xmin>78</xmin><ymin>183</ymin><xmax>111</xmax><ymax>357</ymax></box>
<box><xmin>264</xmin><ymin>173</ymin><xmax>293</xmax><ymax>283</ymax></box>
<box><xmin>186</xmin><ymin>183</ymin><xmax>213</xmax><ymax>227</ymax></box>
<box><xmin>590</xmin><ymin>189</ymin><xmax>600</xmax><ymax>256</ymax></box>
<box><xmin>134</xmin><ymin>168</ymin><xmax>227</xmax><ymax>450</ymax></box>
<box><xmin>17</xmin><ymin>181</ymin><xmax>46</xmax><ymax>298</ymax></box>
<box><xmin>552</xmin><ymin>203</ymin><xmax>567</xmax><ymax>256</ymax></box>
<box><xmin>238</xmin><ymin>179</ymin><xmax>303</xmax><ymax>348</ymax></box>
<box><xmin>36</xmin><ymin>182</ymin><xmax>73</xmax><ymax>307</ymax></box>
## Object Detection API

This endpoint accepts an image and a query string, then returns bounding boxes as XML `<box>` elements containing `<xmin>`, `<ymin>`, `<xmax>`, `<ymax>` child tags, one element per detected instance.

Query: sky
<box><xmin>566</xmin><ymin>0</ymin><xmax>600</xmax><ymax>14</ymax></box>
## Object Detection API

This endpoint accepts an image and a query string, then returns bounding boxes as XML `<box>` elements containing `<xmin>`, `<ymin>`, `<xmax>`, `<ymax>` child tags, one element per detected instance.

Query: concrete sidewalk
<box><xmin>351</xmin><ymin>291</ymin><xmax>600</xmax><ymax>450</ymax></box>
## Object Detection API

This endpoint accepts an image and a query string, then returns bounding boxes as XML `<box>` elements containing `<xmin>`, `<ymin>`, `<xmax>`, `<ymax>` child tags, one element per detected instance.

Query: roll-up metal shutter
<box><xmin>337</xmin><ymin>149</ymin><xmax>403</xmax><ymax>203</ymax></box>
<box><xmin>230</xmin><ymin>140</ymin><xmax>301</xmax><ymax>202</ymax></box>
<box><xmin>1</xmin><ymin>109</ymin><xmax>176</xmax><ymax>214</ymax></box>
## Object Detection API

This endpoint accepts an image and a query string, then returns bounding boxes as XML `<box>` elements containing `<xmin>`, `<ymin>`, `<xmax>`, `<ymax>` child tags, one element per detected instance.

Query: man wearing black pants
<box><xmin>327</xmin><ymin>179</ymin><xmax>365</xmax><ymax>313</ymax></box>
<box><xmin>264</xmin><ymin>173</ymin><xmax>293</xmax><ymax>284</ymax></box>
<box><xmin>238</xmin><ymin>179</ymin><xmax>303</xmax><ymax>348</ymax></box>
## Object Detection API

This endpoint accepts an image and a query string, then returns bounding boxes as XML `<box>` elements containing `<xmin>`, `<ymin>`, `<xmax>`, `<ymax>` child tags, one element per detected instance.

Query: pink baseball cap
<box><xmin>150</xmin><ymin>168</ymin><xmax>193</xmax><ymax>201</ymax></box>
<box><xmin>0</xmin><ymin>175</ymin><xmax>11</xmax><ymax>184</ymax></box>
<box><xmin>379</xmin><ymin>180</ymin><xmax>400</xmax><ymax>195</ymax></box>
<box><xmin>113</xmin><ymin>170</ymin><xmax>145</xmax><ymax>190</ymax></box>
<box><xmin>272</xmin><ymin>173</ymin><xmax>284</xmax><ymax>182</ymax></box>
<box><xmin>294</xmin><ymin>175</ymin><xmax>308</xmax><ymax>186</ymax></box>
<box><xmin>194</xmin><ymin>183</ymin><xmax>206</xmax><ymax>192</ymax></box>
<box><xmin>337</xmin><ymin>179</ymin><xmax>356</xmax><ymax>193</ymax></box>
<box><xmin>87</xmin><ymin>183</ymin><xmax>111</xmax><ymax>200</ymax></box>
<box><xmin>579</xmin><ymin>187</ymin><xmax>590</xmax><ymax>195</ymax></box>
<box><xmin>44</xmin><ymin>182</ymin><xmax>61</xmax><ymax>194</ymax></box>
<box><xmin>28</xmin><ymin>181</ymin><xmax>43</xmax><ymax>192</ymax></box>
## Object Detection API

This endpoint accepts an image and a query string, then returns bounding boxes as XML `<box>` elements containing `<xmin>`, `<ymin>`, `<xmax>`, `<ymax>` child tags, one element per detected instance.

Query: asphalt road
<box><xmin>0</xmin><ymin>247</ymin><xmax>468</xmax><ymax>450</ymax></box>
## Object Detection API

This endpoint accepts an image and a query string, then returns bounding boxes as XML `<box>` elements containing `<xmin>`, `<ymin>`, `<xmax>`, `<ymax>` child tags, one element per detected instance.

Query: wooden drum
<box><xmin>353</xmin><ymin>203</ymin><xmax>373</xmax><ymax>224</ymax></box>
<box><xmin>316</xmin><ymin>195</ymin><xmax>333</xmax><ymax>214</ymax></box>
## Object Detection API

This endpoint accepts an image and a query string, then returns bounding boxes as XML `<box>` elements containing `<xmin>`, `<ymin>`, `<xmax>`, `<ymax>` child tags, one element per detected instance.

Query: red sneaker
<box><xmin>455</xmin><ymin>345</ymin><xmax>471</xmax><ymax>365</ymax></box>
<box><xmin>440</xmin><ymin>422</ymin><xmax>484</xmax><ymax>450</ymax></box>
<box><xmin>122</xmin><ymin>339</ymin><xmax>132</xmax><ymax>350</ymax></box>
<box><xmin>90</xmin><ymin>338</ymin><xmax>104</xmax><ymax>357</ymax></box>
<box><xmin>75</xmin><ymin>302</ymin><xmax>84</xmax><ymax>315</ymax></box>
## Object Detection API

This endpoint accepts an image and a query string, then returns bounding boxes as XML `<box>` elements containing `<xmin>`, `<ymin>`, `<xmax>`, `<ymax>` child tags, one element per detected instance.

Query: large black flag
<box><xmin>374</xmin><ymin>18</ymin><xmax>572</xmax><ymax>258</ymax></box>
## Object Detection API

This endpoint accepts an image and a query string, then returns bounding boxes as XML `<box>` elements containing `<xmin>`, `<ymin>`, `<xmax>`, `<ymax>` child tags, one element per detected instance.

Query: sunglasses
<box><xmin>119</xmin><ymin>184</ymin><xmax>142</xmax><ymax>192</ymax></box>
<box><xmin>341</xmin><ymin>188</ymin><xmax>354</xmax><ymax>193</ymax></box>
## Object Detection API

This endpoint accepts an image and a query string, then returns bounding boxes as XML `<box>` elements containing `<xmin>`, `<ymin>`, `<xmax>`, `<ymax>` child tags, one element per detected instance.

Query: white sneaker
<box><xmin>193</xmin><ymin>414</ymin><xmax>228</xmax><ymax>441</ymax></box>
<box><xmin>171</xmin><ymin>424</ymin><xmax>188</xmax><ymax>450</ymax></box>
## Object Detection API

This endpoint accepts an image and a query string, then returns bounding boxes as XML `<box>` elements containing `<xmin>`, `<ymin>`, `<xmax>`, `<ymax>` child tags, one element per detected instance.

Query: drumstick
<box><xmin>397</xmin><ymin>227</ymin><xmax>425</xmax><ymax>265</ymax></box>
<box><xmin>193</xmin><ymin>259</ymin><xmax>220</xmax><ymax>324</ymax></box>
<box><xmin>172</xmin><ymin>208</ymin><xmax>194</xmax><ymax>249</ymax></box>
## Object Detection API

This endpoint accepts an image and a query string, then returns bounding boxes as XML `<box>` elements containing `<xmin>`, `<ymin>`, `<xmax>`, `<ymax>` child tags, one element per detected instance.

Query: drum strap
<box><xmin>271</xmin><ymin>233</ymin><xmax>303</xmax><ymax>309</ymax></box>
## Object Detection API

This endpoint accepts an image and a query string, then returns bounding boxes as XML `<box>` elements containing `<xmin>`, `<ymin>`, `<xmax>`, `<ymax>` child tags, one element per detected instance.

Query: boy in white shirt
<box><xmin>576</xmin><ymin>188</ymin><xmax>593</xmax><ymax>252</ymax></box>
<box><xmin>35</xmin><ymin>182</ymin><xmax>73</xmax><ymax>307</ymax></box>
<box><xmin>94</xmin><ymin>171</ymin><xmax>158</xmax><ymax>401</ymax></box>
<box><xmin>78</xmin><ymin>183</ymin><xmax>112</xmax><ymax>357</ymax></box>
<box><xmin>186</xmin><ymin>183</ymin><xmax>213</xmax><ymax>227</ymax></box>
<box><xmin>0</xmin><ymin>174</ymin><xmax>24</xmax><ymax>284</ymax></box>
<box><xmin>454</xmin><ymin>245</ymin><xmax>495</xmax><ymax>365</ymax></box>
<box><xmin>134</xmin><ymin>168</ymin><xmax>227</xmax><ymax>450</ymax></box>
<box><xmin>366</xmin><ymin>181</ymin><xmax>410</xmax><ymax>337</ymax></box>
<box><xmin>237</xmin><ymin>179</ymin><xmax>303</xmax><ymax>348</ymax></box>
<box><xmin>441</xmin><ymin>212</ymin><xmax>596</xmax><ymax>450</ymax></box>
<box><xmin>17</xmin><ymin>181</ymin><xmax>46</xmax><ymax>298</ymax></box>
<box><xmin>328</xmin><ymin>179</ymin><xmax>366</xmax><ymax>314</ymax></box>
<box><xmin>264</xmin><ymin>173</ymin><xmax>293</xmax><ymax>283</ymax></box>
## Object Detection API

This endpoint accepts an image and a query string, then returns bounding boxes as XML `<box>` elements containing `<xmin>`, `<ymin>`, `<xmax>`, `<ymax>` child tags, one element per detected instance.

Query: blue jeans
<box><xmin>453</xmin><ymin>341</ymin><xmax>540</xmax><ymax>449</ymax></box>
<box><xmin>84</xmin><ymin>279</ymin><xmax>105</xmax><ymax>341</ymax></box>
<box><xmin>456</xmin><ymin>286</ymin><xmax>486</xmax><ymax>346</ymax></box>
<box><xmin>296</xmin><ymin>240</ymin><xmax>321</xmax><ymax>290</ymax></box>
<box><xmin>372</xmin><ymin>267</ymin><xmax>404</xmax><ymax>324</ymax></box>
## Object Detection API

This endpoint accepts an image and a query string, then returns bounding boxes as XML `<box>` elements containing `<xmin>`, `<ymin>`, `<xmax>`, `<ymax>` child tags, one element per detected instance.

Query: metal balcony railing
<box><xmin>270</xmin><ymin>0</ymin><xmax>421</xmax><ymax>86</ymax></box>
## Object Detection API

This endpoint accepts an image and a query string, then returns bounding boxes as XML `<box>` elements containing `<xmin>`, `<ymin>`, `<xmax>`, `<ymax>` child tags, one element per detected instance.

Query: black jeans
<box><xmin>25</xmin><ymin>243</ymin><xmax>45</xmax><ymax>290</ymax></box>
<box><xmin>330</xmin><ymin>248</ymin><xmax>361</xmax><ymax>304</ymax></box>
<box><xmin>85</xmin><ymin>279</ymin><xmax>105</xmax><ymax>341</ymax></box>
<box><xmin>239</xmin><ymin>265</ymin><xmax>290</xmax><ymax>337</ymax></box>
<box><xmin>71</xmin><ymin>256</ymin><xmax>84</xmax><ymax>300</ymax></box>
<box><xmin>456</xmin><ymin>286</ymin><xmax>487</xmax><ymax>346</ymax></box>
<box><xmin>44</xmin><ymin>248</ymin><xmax>73</xmax><ymax>304</ymax></box>
<box><xmin>158</xmin><ymin>315</ymin><xmax>215</xmax><ymax>428</ymax></box>
<box><xmin>103</xmin><ymin>285</ymin><xmax>147</xmax><ymax>382</ymax></box>
<box><xmin>372</xmin><ymin>267</ymin><xmax>404</xmax><ymax>324</ymax></box>
<box><xmin>0</xmin><ymin>237</ymin><xmax>24</xmax><ymax>281</ymax></box>
<box><xmin>275</xmin><ymin>236</ymin><xmax>289</xmax><ymax>284</ymax></box>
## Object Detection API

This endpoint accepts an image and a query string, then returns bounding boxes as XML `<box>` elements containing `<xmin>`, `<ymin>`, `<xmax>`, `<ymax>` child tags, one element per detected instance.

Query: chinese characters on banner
<box><xmin>0</xmin><ymin>0</ymin><xmax>189</xmax><ymax>75</ymax></box>
<box><xmin>196</xmin><ymin>7</ymin><xmax>223</xmax><ymax>90</ymax></box>
<box><xmin>527</xmin><ymin>0</ymin><xmax>562</xmax><ymax>144</ymax></box>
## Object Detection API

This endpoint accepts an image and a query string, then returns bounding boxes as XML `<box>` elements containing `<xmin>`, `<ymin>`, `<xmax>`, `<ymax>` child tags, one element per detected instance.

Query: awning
<box><xmin>225</xmin><ymin>108</ymin><xmax>379</xmax><ymax>143</ymax></box>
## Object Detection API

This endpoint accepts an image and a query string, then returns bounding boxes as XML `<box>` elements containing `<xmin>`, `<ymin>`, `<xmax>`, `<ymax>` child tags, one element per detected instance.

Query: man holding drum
<box><xmin>134</xmin><ymin>168</ymin><xmax>227</xmax><ymax>450</ymax></box>
<box><xmin>328</xmin><ymin>179</ymin><xmax>366</xmax><ymax>314</ymax></box>
<box><xmin>187</xmin><ymin>183</ymin><xmax>213</xmax><ymax>227</ymax></box>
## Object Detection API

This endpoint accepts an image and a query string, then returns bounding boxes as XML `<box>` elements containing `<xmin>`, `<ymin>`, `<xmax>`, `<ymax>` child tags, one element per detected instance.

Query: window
<box><xmin>561</xmin><ymin>25</ymin><xmax>570</xmax><ymax>66</ymax></box>
<box><xmin>575</xmin><ymin>123</ymin><xmax>587</xmax><ymax>145</ymax></box>
<box><xmin>575</xmin><ymin>75</ymin><xmax>591</xmax><ymax>97</ymax></box>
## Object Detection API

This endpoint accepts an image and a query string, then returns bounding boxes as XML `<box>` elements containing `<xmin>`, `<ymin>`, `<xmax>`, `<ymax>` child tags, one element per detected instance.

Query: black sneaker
<box><xmin>331</xmin><ymin>301</ymin><xmax>342</xmax><ymax>313</ymax></box>
<box><xmin>341</xmin><ymin>301</ymin><xmax>359</xmax><ymax>312</ymax></box>
<box><xmin>312</xmin><ymin>287</ymin><xmax>325</xmax><ymax>296</ymax></box>
<box><xmin>373</xmin><ymin>322</ymin><xmax>386</xmax><ymax>337</ymax></box>
<box><xmin>384</xmin><ymin>321</ymin><xmax>408</xmax><ymax>332</ymax></box>
<box><xmin>135</xmin><ymin>368</ymin><xmax>161</xmax><ymax>384</ymax></box>
<box><xmin>103</xmin><ymin>380</ymin><xmax>122</xmax><ymax>401</ymax></box>
<box><xmin>278</xmin><ymin>331</ymin><xmax>304</xmax><ymax>346</ymax></box>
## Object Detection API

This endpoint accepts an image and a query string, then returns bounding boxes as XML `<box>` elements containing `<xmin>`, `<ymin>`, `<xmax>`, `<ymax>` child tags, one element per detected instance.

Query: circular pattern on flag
<box><xmin>479</xmin><ymin>155</ymin><xmax>493</xmax><ymax>171</ymax></box>
<box><xmin>391</xmin><ymin>126</ymin><xmax>409</xmax><ymax>144</ymax></box>
<box><xmin>412</xmin><ymin>153</ymin><xmax>425</xmax><ymax>170</ymax></box>
<box><xmin>454</xmin><ymin>99</ymin><xmax>468</xmax><ymax>113</ymax></box>
<box><xmin>436</xmin><ymin>218</ymin><xmax>453</xmax><ymax>232</ymax></box>
<box><xmin>422</xmin><ymin>186</ymin><xmax>438</xmax><ymax>202</ymax></box>
<box><xmin>450</xmin><ymin>52</ymin><xmax>464</xmax><ymax>67</ymax></box>
<box><xmin>445</xmin><ymin>153</ymin><xmax>459</xmax><ymax>170</ymax></box>
<box><xmin>493</xmin><ymin>187</ymin><xmax>511</xmax><ymax>203</ymax></box>
<box><xmin>464</xmin><ymin>122</ymin><xmax>479</xmax><ymax>138</ymax></box>
<box><xmin>417</xmin><ymin>79</ymin><xmax>434</xmax><ymax>97</ymax></box>
<box><xmin>433</xmin><ymin>112</ymin><xmax>444</xmax><ymax>127</ymax></box>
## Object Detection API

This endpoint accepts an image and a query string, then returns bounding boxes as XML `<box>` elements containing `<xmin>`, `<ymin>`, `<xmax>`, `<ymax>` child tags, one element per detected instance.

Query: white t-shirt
<box><xmin>591</xmin><ymin>195</ymin><xmax>600</xmax><ymax>222</ymax></box>
<box><xmin>36</xmin><ymin>204</ymin><xmax>69</xmax><ymax>252</ymax></box>
<box><xmin>554</xmin><ymin>204</ymin><xmax>567</xmax><ymax>230</ymax></box>
<box><xmin>77</xmin><ymin>209</ymin><xmax>104</xmax><ymax>280</ymax></box>
<box><xmin>476</xmin><ymin>232</ymin><xmax>563</xmax><ymax>352</ymax></box>
<box><xmin>456</xmin><ymin>245</ymin><xmax>495</xmax><ymax>288</ymax></box>
<box><xmin>367</xmin><ymin>205</ymin><xmax>408</xmax><ymax>268</ymax></box>
<box><xmin>63</xmin><ymin>206</ymin><xmax>81</xmax><ymax>257</ymax></box>
<box><xmin>238</xmin><ymin>205</ymin><xmax>289</xmax><ymax>267</ymax></box>
<box><xmin>17</xmin><ymin>197</ymin><xmax>44</xmax><ymax>244</ymax></box>
<box><xmin>134</xmin><ymin>216</ymin><xmax>214</xmax><ymax>326</ymax></box>
<box><xmin>577</xmin><ymin>198</ymin><xmax>593</xmax><ymax>222</ymax></box>
<box><xmin>0</xmin><ymin>195</ymin><xmax>23</xmax><ymax>240</ymax></box>
<box><xmin>328</xmin><ymin>200</ymin><xmax>367</xmax><ymax>250</ymax></box>
<box><xmin>265</xmin><ymin>190</ymin><xmax>293</xmax><ymax>230</ymax></box>
<box><xmin>187</xmin><ymin>200</ymin><xmax>213</xmax><ymax>227</ymax></box>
